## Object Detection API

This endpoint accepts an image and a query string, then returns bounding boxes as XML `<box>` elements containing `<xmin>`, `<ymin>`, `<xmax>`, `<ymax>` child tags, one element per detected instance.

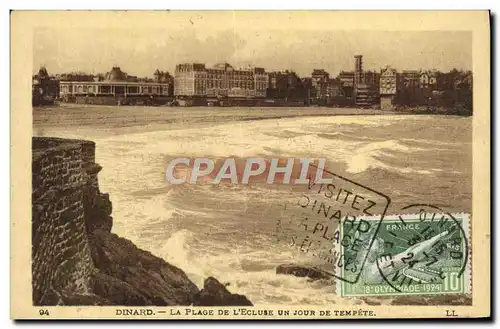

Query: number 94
<box><xmin>39</xmin><ymin>309</ymin><xmax>50</xmax><ymax>316</ymax></box>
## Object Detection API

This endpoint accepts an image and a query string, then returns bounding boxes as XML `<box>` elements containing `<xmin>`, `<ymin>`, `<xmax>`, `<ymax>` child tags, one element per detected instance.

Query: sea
<box><xmin>33</xmin><ymin>106</ymin><xmax>472</xmax><ymax>306</ymax></box>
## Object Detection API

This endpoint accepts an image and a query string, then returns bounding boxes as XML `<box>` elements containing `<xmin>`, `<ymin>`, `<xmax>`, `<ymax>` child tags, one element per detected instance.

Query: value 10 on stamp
<box><xmin>339</xmin><ymin>212</ymin><xmax>471</xmax><ymax>297</ymax></box>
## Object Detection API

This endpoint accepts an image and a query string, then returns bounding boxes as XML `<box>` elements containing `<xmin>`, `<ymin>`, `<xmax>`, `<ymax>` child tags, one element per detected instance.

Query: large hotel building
<box><xmin>174</xmin><ymin>63</ymin><xmax>269</xmax><ymax>99</ymax></box>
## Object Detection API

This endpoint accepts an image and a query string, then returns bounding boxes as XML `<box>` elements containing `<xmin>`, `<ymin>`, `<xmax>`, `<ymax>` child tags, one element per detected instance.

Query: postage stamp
<box><xmin>338</xmin><ymin>211</ymin><xmax>471</xmax><ymax>297</ymax></box>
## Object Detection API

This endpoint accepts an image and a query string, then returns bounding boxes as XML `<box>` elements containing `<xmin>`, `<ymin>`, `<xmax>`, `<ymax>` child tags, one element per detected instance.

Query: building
<box><xmin>311</xmin><ymin>69</ymin><xmax>329</xmax><ymax>99</ymax></box>
<box><xmin>337</xmin><ymin>71</ymin><xmax>355</xmax><ymax>100</ymax></box>
<box><xmin>300</xmin><ymin>77</ymin><xmax>313</xmax><ymax>102</ymax></box>
<box><xmin>310</xmin><ymin>69</ymin><xmax>331</xmax><ymax>103</ymax></box>
<box><xmin>337</xmin><ymin>71</ymin><xmax>354</xmax><ymax>103</ymax></box>
<box><xmin>338</xmin><ymin>71</ymin><xmax>354</xmax><ymax>87</ymax></box>
<box><xmin>355</xmin><ymin>83</ymin><xmax>379</xmax><ymax>107</ymax></box>
<box><xmin>311</xmin><ymin>69</ymin><xmax>329</xmax><ymax>85</ymax></box>
<box><xmin>380</xmin><ymin>67</ymin><xmax>398</xmax><ymax>94</ymax></box>
<box><xmin>105</xmin><ymin>66</ymin><xmax>128</xmax><ymax>81</ymax></box>
<box><xmin>209</xmin><ymin>63</ymin><xmax>254</xmax><ymax>98</ymax></box>
<box><xmin>325</xmin><ymin>79</ymin><xmax>342</xmax><ymax>104</ymax></box>
<box><xmin>353</xmin><ymin>55</ymin><xmax>379</xmax><ymax>107</ymax></box>
<box><xmin>314</xmin><ymin>79</ymin><xmax>342</xmax><ymax>105</ymax></box>
<box><xmin>32</xmin><ymin>67</ymin><xmax>60</xmax><ymax>106</ymax></box>
<box><xmin>363</xmin><ymin>71</ymin><xmax>380</xmax><ymax>87</ymax></box>
<box><xmin>354</xmin><ymin>55</ymin><xmax>363</xmax><ymax>88</ymax></box>
<box><xmin>379</xmin><ymin>66</ymin><xmax>398</xmax><ymax>110</ymax></box>
<box><xmin>59</xmin><ymin>67</ymin><xmax>172</xmax><ymax>103</ymax></box>
<box><xmin>401</xmin><ymin>70</ymin><xmax>421</xmax><ymax>89</ymax></box>
<box><xmin>419</xmin><ymin>70</ymin><xmax>438</xmax><ymax>90</ymax></box>
<box><xmin>353</xmin><ymin>55</ymin><xmax>364</xmax><ymax>105</ymax></box>
<box><xmin>174</xmin><ymin>62</ymin><xmax>268</xmax><ymax>99</ymax></box>
<box><xmin>266</xmin><ymin>71</ymin><xmax>308</xmax><ymax>102</ymax></box>
<box><xmin>60</xmin><ymin>81</ymin><xmax>171</xmax><ymax>98</ymax></box>
<box><xmin>153</xmin><ymin>70</ymin><xmax>174</xmax><ymax>96</ymax></box>
<box><xmin>253</xmin><ymin>67</ymin><xmax>269</xmax><ymax>98</ymax></box>
<box><xmin>395</xmin><ymin>70</ymin><xmax>427</xmax><ymax>105</ymax></box>
<box><xmin>174</xmin><ymin>63</ymin><xmax>207</xmax><ymax>97</ymax></box>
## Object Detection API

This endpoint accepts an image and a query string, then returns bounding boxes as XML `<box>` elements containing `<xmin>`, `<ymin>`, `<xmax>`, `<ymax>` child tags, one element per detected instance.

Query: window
<box><xmin>100</xmin><ymin>85</ymin><xmax>111</xmax><ymax>94</ymax></box>
<box><xmin>128</xmin><ymin>86</ymin><xmax>139</xmax><ymax>94</ymax></box>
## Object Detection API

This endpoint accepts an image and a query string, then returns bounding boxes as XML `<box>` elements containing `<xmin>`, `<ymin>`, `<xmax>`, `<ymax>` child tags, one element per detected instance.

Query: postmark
<box><xmin>338</xmin><ymin>206</ymin><xmax>471</xmax><ymax>297</ymax></box>
<box><xmin>273</xmin><ymin>164</ymin><xmax>391</xmax><ymax>284</ymax></box>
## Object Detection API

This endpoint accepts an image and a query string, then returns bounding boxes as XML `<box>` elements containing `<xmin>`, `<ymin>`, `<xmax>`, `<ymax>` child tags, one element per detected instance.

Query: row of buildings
<box><xmin>171</xmin><ymin>54</ymin><xmax>472</xmax><ymax>109</ymax></box>
<box><xmin>34</xmin><ymin>55</ymin><xmax>472</xmax><ymax>109</ymax></box>
<box><xmin>305</xmin><ymin>55</ymin><xmax>472</xmax><ymax>110</ymax></box>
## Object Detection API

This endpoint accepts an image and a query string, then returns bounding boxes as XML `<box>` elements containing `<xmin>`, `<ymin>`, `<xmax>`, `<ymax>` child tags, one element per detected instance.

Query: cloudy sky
<box><xmin>34</xmin><ymin>27</ymin><xmax>472</xmax><ymax>78</ymax></box>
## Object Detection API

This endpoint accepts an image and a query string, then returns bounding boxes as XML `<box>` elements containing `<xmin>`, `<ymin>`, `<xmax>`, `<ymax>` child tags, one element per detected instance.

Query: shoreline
<box><xmin>33</xmin><ymin>102</ymin><xmax>472</xmax><ymax>117</ymax></box>
<box><xmin>32</xmin><ymin>105</ymin><xmax>394</xmax><ymax>133</ymax></box>
<box><xmin>32</xmin><ymin>105</ymin><xmax>469</xmax><ymax>136</ymax></box>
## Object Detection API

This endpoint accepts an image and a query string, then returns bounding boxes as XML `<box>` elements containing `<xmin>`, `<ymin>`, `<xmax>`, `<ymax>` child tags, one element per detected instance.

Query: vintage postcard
<box><xmin>10</xmin><ymin>10</ymin><xmax>490</xmax><ymax>319</ymax></box>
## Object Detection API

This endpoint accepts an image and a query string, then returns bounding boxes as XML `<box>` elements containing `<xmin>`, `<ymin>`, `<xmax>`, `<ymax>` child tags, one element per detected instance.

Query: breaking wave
<box><xmin>39</xmin><ymin>110</ymin><xmax>470</xmax><ymax>305</ymax></box>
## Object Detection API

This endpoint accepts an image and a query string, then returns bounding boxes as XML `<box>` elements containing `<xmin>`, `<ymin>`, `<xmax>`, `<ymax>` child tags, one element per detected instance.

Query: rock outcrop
<box><xmin>32</xmin><ymin>137</ymin><xmax>252</xmax><ymax>306</ymax></box>
<box><xmin>193</xmin><ymin>277</ymin><xmax>253</xmax><ymax>306</ymax></box>
<box><xmin>276</xmin><ymin>264</ymin><xmax>333</xmax><ymax>281</ymax></box>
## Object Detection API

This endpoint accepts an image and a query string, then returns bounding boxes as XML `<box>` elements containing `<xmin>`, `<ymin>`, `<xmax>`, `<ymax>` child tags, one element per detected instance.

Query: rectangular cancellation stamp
<box><xmin>338</xmin><ymin>213</ymin><xmax>471</xmax><ymax>297</ymax></box>
<box><xmin>273</xmin><ymin>164</ymin><xmax>391</xmax><ymax>284</ymax></box>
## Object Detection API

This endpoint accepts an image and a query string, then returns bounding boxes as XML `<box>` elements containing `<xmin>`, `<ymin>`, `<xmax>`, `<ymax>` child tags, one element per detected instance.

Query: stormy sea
<box><xmin>33</xmin><ymin>105</ymin><xmax>472</xmax><ymax>305</ymax></box>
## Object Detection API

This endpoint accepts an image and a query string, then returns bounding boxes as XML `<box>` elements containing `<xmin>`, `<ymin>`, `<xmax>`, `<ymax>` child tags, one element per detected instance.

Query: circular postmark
<box><xmin>374</xmin><ymin>204</ymin><xmax>470</xmax><ymax>294</ymax></box>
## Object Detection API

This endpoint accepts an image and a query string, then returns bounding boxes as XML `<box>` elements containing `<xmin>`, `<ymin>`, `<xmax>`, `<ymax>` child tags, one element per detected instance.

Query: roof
<box><xmin>381</xmin><ymin>66</ymin><xmax>397</xmax><ymax>75</ymax></box>
<box><xmin>402</xmin><ymin>70</ymin><xmax>420</xmax><ymax>75</ymax></box>
<box><xmin>213</xmin><ymin>63</ymin><xmax>234</xmax><ymax>71</ymax></box>
<box><xmin>106</xmin><ymin>67</ymin><xmax>127</xmax><ymax>81</ymax></box>
<box><xmin>312</xmin><ymin>69</ymin><xmax>329</xmax><ymax>75</ymax></box>
<box><xmin>338</xmin><ymin>71</ymin><xmax>354</xmax><ymax>76</ymax></box>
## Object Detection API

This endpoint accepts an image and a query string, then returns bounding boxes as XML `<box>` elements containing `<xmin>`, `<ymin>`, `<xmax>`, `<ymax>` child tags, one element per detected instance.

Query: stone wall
<box><xmin>32</xmin><ymin>137</ymin><xmax>96</xmax><ymax>305</ymax></box>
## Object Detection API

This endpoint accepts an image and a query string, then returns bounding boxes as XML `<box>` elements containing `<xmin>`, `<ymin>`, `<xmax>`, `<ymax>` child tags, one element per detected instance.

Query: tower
<box><xmin>354</xmin><ymin>55</ymin><xmax>363</xmax><ymax>88</ymax></box>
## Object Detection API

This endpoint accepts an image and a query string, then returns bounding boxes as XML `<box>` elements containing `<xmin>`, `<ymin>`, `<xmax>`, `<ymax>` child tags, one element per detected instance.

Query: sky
<box><xmin>33</xmin><ymin>28</ymin><xmax>472</xmax><ymax>78</ymax></box>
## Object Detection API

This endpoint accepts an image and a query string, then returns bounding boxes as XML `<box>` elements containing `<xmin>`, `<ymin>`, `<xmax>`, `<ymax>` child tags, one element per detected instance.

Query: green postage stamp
<box><xmin>338</xmin><ymin>212</ymin><xmax>471</xmax><ymax>297</ymax></box>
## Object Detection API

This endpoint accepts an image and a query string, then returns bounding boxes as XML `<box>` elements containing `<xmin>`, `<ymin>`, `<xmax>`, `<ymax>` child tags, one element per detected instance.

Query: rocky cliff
<box><xmin>32</xmin><ymin>137</ymin><xmax>252</xmax><ymax>306</ymax></box>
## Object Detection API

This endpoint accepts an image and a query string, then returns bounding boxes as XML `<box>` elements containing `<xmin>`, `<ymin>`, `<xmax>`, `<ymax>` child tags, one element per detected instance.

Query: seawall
<box><xmin>32</xmin><ymin>136</ymin><xmax>253</xmax><ymax>306</ymax></box>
